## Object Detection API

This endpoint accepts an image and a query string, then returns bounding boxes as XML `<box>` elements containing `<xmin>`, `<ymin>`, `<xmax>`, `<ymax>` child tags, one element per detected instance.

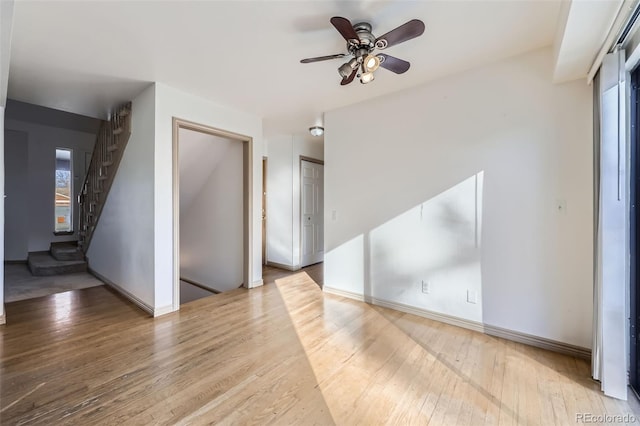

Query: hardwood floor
<box><xmin>0</xmin><ymin>265</ymin><xmax>635</xmax><ymax>425</ymax></box>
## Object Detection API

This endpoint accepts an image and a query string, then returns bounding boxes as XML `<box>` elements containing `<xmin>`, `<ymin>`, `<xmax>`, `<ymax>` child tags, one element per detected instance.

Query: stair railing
<box><xmin>78</xmin><ymin>102</ymin><xmax>132</xmax><ymax>253</ymax></box>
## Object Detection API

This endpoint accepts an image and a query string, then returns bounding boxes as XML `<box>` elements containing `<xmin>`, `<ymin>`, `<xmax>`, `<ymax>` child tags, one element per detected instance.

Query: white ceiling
<box><xmin>8</xmin><ymin>1</ymin><xmax>566</xmax><ymax>137</ymax></box>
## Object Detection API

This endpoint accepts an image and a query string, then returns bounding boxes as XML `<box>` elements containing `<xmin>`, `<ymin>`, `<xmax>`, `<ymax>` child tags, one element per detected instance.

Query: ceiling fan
<box><xmin>300</xmin><ymin>16</ymin><xmax>425</xmax><ymax>85</ymax></box>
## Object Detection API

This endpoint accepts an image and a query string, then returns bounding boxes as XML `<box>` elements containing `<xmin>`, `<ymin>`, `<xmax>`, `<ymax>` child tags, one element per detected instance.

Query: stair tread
<box><xmin>30</xmin><ymin>251</ymin><xmax>85</xmax><ymax>266</ymax></box>
<box><xmin>28</xmin><ymin>252</ymin><xmax>87</xmax><ymax>276</ymax></box>
<box><xmin>50</xmin><ymin>242</ymin><xmax>84</xmax><ymax>261</ymax></box>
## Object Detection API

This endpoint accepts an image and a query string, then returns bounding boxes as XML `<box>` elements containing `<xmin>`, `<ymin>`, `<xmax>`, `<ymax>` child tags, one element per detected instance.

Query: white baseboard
<box><xmin>322</xmin><ymin>286</ymin><xmax>591</xmax><ymax>360</ymax></box>
<box><xmin>266</xmin><ymin>261</ymin><xmax>299</xmax><ymax>272</ymax></box>
<box><xmin>322</xmin><ymin>286</ymin><xmax>366</xmax><ymax>302</ymax></box>
<box><xmin>374</xmin><ymin>296</ymin><xmax>485</xmax><ymax>334</ymax></box>
<box><xmin>0</xmin><ymin>312</ymin><xmax>5</xmax><ymax>325</ymax></box>
<box><xmin>89</xmin><ymin>268</ymin><xmax>154</xmax><ymax>317</ymax></box>
<box><xmin>153</xmin><ymin>305</ymin><xmax>175</xmax><ymax>317</ymax></box>
<box><xmin>323</xmin><ymin>286</ymin><xmax>484</xmax><ymax>333</ymax></box>
<box><xmin>248</xmin><ymin>279</ymin><xmax>264</xmax><ymax>288</ymax></box>
<box><xmin>483</xmin><ymin>323</ymin><xmax>591</xmax><ymax>359</ymax></box>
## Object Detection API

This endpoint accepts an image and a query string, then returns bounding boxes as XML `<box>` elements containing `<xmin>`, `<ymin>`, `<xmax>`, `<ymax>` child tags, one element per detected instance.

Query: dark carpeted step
<box><xmin>50</xmin><ymin>242</ymin><xmax>84</xmax><ymax>261</ymax></box>
<box><xmin>28</xmin><ymin>252</ymin><xmax>87</xmax><ymax>276</ymax></box>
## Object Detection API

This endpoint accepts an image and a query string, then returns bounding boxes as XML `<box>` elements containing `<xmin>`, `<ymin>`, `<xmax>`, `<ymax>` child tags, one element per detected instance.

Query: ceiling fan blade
<box><xmin>340</xmin><ymin>68</ymin><xmax>357</xmax><ymax>86</ymax></box>
<box><xmin>300</xmin><ymin>53</ymin><xmax>347</xmax><ymax>64</ymax></box>
<box><xmin>377</xmin><ymin>54</ymin><xmax>411</xmax><ymax>74</ymax></box>
<box><xmin>375</xmin><ymin>19</ymin><xmax>425</xmax><ymax>49</ymax></box>
<box><xmin>331</xmin><ymin>16</ymin><xmax>359</xmax><ymax>42</ymax></box>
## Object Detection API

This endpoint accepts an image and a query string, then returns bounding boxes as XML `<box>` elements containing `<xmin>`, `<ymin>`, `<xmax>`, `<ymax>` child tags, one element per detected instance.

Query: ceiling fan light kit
<box><xmin>300</xmin><ymin>16</ymin><xmax>425</xmax><ymax>86</ymax></box>
<box><xmin>360</xmin><ymin>71</ymin><xmax>374</xmax><ymax>84</ymax></box>
<box><xmin>338</xmin><ymin>58</ymin><xmax>358</xmax><ymax>78</ymax></box>
<box><xmin>364</xmin><ymin>54</ymin><xmax>381</xmax><ymax>72</ymax></box>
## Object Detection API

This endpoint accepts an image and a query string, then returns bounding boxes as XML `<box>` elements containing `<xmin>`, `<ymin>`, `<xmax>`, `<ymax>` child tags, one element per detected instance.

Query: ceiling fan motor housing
<box><xmin>349</xmin><ymin>22</ymin><xmax>376</xmax><ymax>54</ymax></box>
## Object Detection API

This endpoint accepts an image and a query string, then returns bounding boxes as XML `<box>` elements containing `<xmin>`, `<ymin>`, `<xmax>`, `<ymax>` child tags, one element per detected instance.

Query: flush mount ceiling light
<box><xmin>309</xmin><ymin>126</ymin><xmax>324</xmax><ymax>137</ymax></box>
<box><xmin>300</xmin><ymin>17</ymin><xmax>425</xmax><ymax>86</ymax></box>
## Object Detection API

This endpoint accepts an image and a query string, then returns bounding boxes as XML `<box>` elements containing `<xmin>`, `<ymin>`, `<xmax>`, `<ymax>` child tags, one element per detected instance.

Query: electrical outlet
<box><xmin>467</xmin><ymin>290</ymin><xmax>477</xmax><ymax>304</ymax></box>
<box><xmin>421</xmin><ymin>280</ymin><xmax>430</xmax><ymax>294</ymax></box>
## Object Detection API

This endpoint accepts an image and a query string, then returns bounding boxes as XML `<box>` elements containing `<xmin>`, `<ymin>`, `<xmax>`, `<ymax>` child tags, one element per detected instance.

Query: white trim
<box><xmin>0</xmin><ymin>312</ymin><xmax>5</xmax><ymax>325</ymax></box>
<box><xmin>323</xmin><ymin>286</ymin><xmax>592</xmax><ymax>360</ymax></box>
<box><xmin>374</xmin><ymin>296</ymin><xmax>486</xmax><ymax>334</ymax></box>
<box><xmin>588</xmin><ymin>0</ymin><xmax>638</xmax><ymax>83</ymax></box>
<box><xmin>248</xmin><ymin>279</ymin><xmax>264</xmax><ymax>289</ymax></box>
<box><xmin>89</xmin><ymin>268</ymin><xmax>153</xmax><ymax>316</ymax></box>
<box><xmin>153</xmin><ymin>305</ymin><xmax>174</xmax><ymax>317</ymax></box>
<box><xmin>266</xmin><ymin>261</ymin><xmax>299</xmax><ymax>272</ymax></box>
<box><xmin>322</xmin><ymin>286</ymin><xmax>366</xmax><ymax>301</ymax></box>
<box><xmin>172</xmin><ymin>118</ymin><xmax>254</xmax><ymax>311</ymax></box>
<box><xmin>323</xmin><ymin>286</ymin><xmax>484</xmax><ymax>333</ymax></box>
<box><xmin>484</xmin><ymin>324</ymin><xmax>591</xmax><ymax>360</ymax></box>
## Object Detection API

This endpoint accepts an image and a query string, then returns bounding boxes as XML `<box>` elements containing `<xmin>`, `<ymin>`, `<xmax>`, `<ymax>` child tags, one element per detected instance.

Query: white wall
<box><xmin>154</xmin><ymin>83</ymin><xmax>263</xmax><ymax>311</ymax></box>
<box><xmin>0</xmin><ymin>1</ymin><xmax>14</xmax><ymax>107</ymax></box>
<box><xmin>1</xmin><ymin>1</ymin><xmax>13</xmax><ymax>323</ymax></box>
<box><xmin>4</xmin><ymin>118</ymin><xmax>96</xmax><ymax>254</ymax></box>
<box><xmin>324</xmin><ymin>48</ymin><xmax>593</xmax><ymax>348</ymax></box>
<box><xmin>87</xmin><ymin>84</ymin><xmax>156</xmax><ymax>307</ymax></box>
<box><xmin>266</xmin><ymin>133</ymin><xmax>323</xmax><ymax>269</ymax></box>
<box><xmin>88</xmin><ymin>82</ymin><xmax>263</xmax><ymax>314</ymax></box>
<box><xmin>265</xmin><ymin>135</ymin><xmax>293</xmax><ymax>266</ymax></box>
<box><xmin>4</xmin><ymin>130</ymin><xmax>28</xmax><ymax>260</ymax></box>
<box><xmin>0</xmin><ymin>106</ymin><xmax>5</xmax><ymax>323</ymax></box>
<box><xmin>180</xmin><ymin>137</ymin><xmax>244</xmax><ymax>292</ymax></box>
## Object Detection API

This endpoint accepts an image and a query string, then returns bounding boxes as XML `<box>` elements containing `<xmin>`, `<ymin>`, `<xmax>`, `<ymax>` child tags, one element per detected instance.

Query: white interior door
<box><xmin>301</xmin><ymin>160</ymin><xmax>324</xmax><ymax>267</ymax></box>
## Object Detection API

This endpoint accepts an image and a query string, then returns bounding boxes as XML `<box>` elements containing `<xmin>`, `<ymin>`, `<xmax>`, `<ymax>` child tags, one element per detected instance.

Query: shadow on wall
<box><xmin>325</xmin><ymin>172</ymin><xmax>484</xmax><ymax>324</ymax></box>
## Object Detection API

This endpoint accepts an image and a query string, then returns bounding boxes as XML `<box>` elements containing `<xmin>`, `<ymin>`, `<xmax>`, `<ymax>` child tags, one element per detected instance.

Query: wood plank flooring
<box><xmin>0</xmin><ymin>264</ymin><xmax>635</xmax><ymax>425</ymax></box>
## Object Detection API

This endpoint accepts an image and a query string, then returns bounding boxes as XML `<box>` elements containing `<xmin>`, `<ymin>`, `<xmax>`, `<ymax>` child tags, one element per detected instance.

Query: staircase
<box><xmin>78</xmin><ymin>102</ymin><xmax>132</xmax><ymax>253</ymax></box>
<box><xmin>28</xmin><ymin>242</ymin><xmax>87</xmax><ymax>276</ymax></box>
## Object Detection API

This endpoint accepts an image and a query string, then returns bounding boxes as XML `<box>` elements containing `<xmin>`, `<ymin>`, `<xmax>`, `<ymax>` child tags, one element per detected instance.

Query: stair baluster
<box><xmin>77</xmin><ymin>102</ymin><xmax>132</xmax><ymax>253</ymax></box>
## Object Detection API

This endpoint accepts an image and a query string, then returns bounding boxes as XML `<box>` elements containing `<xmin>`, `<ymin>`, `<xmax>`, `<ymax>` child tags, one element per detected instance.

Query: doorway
<box><xmin>300</xmin><ymin>158</ymin><xmax>324</xmax><ymax>268</ymax></box>
<box><xmin>172</xmin><ymin>119</ymin><xmax>252</xmax><ymax>308</ymax></box>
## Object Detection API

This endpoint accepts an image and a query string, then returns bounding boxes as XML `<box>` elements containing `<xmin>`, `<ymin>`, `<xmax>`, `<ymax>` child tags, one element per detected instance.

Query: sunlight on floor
<box><xmin>273</xmin><ymin>271</ymin><xmax>635</xmax><ymax>425</ymax></box>
<box><xmin>53</xmin><ymin>291</ymin><xmax>72</xmax><ymax>323</ymax></box>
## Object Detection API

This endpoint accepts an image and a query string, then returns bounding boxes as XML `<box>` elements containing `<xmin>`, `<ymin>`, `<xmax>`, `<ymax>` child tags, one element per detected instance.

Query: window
<box><xmin>55</xmin><ymin>148</ymin><xmax>73</xmax><ymax>233</ymax></box>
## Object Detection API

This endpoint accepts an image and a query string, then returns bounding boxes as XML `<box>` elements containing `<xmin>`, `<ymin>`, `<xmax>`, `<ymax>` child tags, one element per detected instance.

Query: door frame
<box><xmin>172</xmin><ymin>118</ymin><xmax>253</xmax><ymax>310</ymax></box>
<box><xmin>299</xmin><ymin>156</ymin><xmax>324</xmax><ymax>268</ymax></box>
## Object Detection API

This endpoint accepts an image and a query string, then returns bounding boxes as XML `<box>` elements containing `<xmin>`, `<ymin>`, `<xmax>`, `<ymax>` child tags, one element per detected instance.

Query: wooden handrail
<box><xmin>78</xmin><ymin>102</ymin><xmax>132</xmax><ymax>253</ymax></box>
